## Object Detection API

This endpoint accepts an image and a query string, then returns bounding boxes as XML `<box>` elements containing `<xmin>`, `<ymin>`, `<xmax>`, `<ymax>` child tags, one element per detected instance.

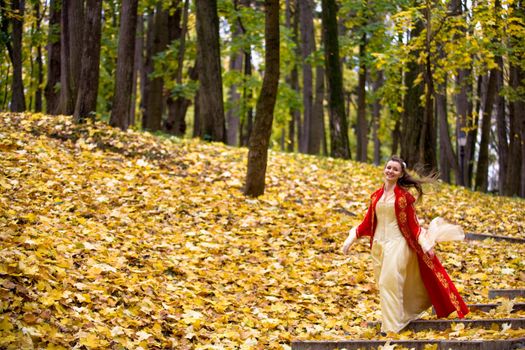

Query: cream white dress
<box><xmin>370</xmin><ymin>193</ymin><xmax>432</xmax><ymax>333</ymax></box>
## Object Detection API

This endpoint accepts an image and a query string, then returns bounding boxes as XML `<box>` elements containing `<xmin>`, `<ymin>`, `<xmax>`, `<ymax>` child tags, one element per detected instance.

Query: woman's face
<box><xmin>384</xmin><ymin>160</ymin><xmax>403</xmax><ymax>183</ymax></box>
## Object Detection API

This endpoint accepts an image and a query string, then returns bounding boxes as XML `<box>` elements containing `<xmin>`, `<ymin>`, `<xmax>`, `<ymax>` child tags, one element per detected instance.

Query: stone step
<box><xmin>468</xmin><ymin>302</ymin><xmax>525</xmax><ymax>313</ymax></box>
<box><xmin>489</xmin><ymin>289</ymin><xmax>525</xmax><ymax>299</ymax></box>
<box><xmin>465</xmin><ymin>233</ymin><xmax>525</xmax><ymax>243</ymax></box>
<box><xmin>291</xmin><ymin>339</ymin><xmax>525</xmax><ymax>350</ymax></box>
<box><xmin>367</xmin><ymin>318</ymin><xmax>525</xmax><ymax>332</ymax></box>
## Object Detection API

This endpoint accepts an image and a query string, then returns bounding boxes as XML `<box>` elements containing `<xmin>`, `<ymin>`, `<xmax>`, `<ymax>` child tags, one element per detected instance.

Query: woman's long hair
<box><xmin>388</xmin><ymin>155</ymin><xmax>437</xmax><ymax>201</ymax></box>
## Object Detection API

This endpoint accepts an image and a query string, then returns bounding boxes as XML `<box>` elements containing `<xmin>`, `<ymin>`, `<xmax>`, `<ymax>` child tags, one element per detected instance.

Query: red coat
<box><xmin>356</xmin><ymin>185</ymin><xmax>469</xmax><ymax>318</ymax></box>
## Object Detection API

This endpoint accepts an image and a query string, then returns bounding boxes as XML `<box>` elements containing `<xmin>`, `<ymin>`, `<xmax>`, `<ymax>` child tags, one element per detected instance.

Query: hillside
<box><xmin>0</xmin><ymin>112</ymin><xmax>524</xmax><ymax>349</ymax></box>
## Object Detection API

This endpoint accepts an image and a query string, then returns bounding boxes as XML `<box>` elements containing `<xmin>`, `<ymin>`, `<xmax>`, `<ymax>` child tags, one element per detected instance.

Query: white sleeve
<box><xmin>418</xmin><ymin>229</ymin><xmax>434</xmax><ymax>253</ymax></box>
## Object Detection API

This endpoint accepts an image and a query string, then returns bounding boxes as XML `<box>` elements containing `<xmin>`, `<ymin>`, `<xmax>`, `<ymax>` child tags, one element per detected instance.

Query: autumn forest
<box><xmin>1</xmin><ymin>1</ymin><xmax>525</xmax><ymax>349</ymax></box>
<box><xmin>0</xmin><ymin>0</ymin><xmax>524</xmax><ymax>197</ymax></box>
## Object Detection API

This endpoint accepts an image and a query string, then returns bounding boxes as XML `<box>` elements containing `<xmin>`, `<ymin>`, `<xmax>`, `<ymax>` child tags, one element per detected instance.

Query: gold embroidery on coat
<box><xmin>437</xmin><ymin>272</ymin><xmax>449</xmax><ymax>290</ymax></box>
<box><xmin>450</xmin><ymin>293</ymin><xmax>461</xmax><ymax>312</ymax></box>
<box><xmin>399</xmin><ymin>212</ymin><xmax>407</xmax><ymax>224</ymax></box>
<box><xmin>399</xmin><ymin>196</ymin><xmax>407</xmax><ymax>209</ymax></box>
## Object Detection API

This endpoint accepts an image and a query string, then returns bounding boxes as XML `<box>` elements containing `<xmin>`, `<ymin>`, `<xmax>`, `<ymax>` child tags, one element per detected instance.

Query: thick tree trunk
<box><xmin>245</xmin><ymin>0</ymin><xmax>280</xmax><ymax>197</ymax></box>
<box><xmin>356</xmin><ymin>34</ymin><xmax>368</xmax><ymax>162</ymax></box>
<box><xmin>299</xmin><ymin>0</ymin><xmax>315</xmax><ymax>154</ymax></box>
<box><xmin>110</xmin><ymin>0</ymin><xmax>138</xmax><ymax>130</ymax></box>
<box><xmin>142</xmin><ymin>5</ymin><xmax>168</xmax><ymax>131</ymax></box>
<box><xmin>321</xmin><ymin>0</ymin><xmax>350</xmax><ymax>159</ymax></box>
<box><xmin>45</xmin><ymin>0</ymin><xmax>61</xmax><ymax>114</ymax></box>
<box><xmin>401</xmin><ymin>22</ymin><xmax>425</xmax><ymax>169</ymax></box>
<box><xmin>10</xmin><ymin>0</ymin><xmax>25</xmax><ymax>112</ymax></box>
<box><xmin>60</xmin><ymin>0</ymin><xmax>84</xmax><ymax>115</ymax></box>
<box><xmin>195</xmin><ymin>0</ymin><xmax>226</xmax><ymax>142</ymax></box>
<box><xmin>74</xmin><ymin>0</ymin><xmax>102</xmax><ymax>122</ymax></box>
<box><xmin>475</xmin><ymin>71</ymin><xmax>498</xmax><ymax>192</ymax></box>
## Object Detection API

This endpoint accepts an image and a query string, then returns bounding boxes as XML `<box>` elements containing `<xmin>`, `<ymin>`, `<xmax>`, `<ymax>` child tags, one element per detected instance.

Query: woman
<box><xmin>342</xmin><ymin>155</ymin><xmax>469</xmax><ymax>333</ymax></box>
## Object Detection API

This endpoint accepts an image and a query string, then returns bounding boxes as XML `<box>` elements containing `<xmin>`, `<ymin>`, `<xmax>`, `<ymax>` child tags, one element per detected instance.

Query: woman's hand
<box><xmin>342</xmin><ymin>228</ymin><xmax>357</xmax><ymax>255</ymax></box>
<box><xmin>427</xmin><ymin>248</ymin><xmax>435</xmax><ymax>259</ymax></box>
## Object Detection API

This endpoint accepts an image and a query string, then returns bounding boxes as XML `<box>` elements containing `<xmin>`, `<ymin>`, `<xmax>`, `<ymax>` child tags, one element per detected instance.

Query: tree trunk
<box><xmin>166</xmin><ymin>0</ymin><xmax>190</xmax><ymax>136</ymax></box>
<box><xmin>74</xmin><ymin>0</ymin><xmax>102</xmax><ymax>122</ymax></box>
<box><xmin>195</xmin><ymin>0</ymin><xmax>226</xmax><ymax>142</ymax></box>
<box><xmin>436</xmin><ymin>77</ymin><xmax>459</xmax><ymax>183</ymax></box>
<box><xmin>45</xmin><ymin>0</ymin><xmax>61</xmax><ymax>114</ymax></box>
<box><xmin>371</xmin><ymin>71</ymin><xmax>383</xmax><ymax>165</ymax></box>
<box><xmin>475</xmin><ymin>71</ymin><xmax>498</xmax><ymax>192</ymax></box>
<box><xmin>356</xmin><ymin>33</ymin><xmax>368</xmax><ymax>162</ymax></box>
<box><xmin>495</xmin><ymin>57</ymin><xmax>508</xmax><ymax>194</ymax></box>
<box><xmin>451</xmin><ymin>0</ymin><xmax>473</xmax><ymax>187</ymax></box>
<box><xmin>226</xmin><ymin>23</ymin><xmax>243</xmax><ymax>145</ymax></box>
<box><xmin>504</xmin><ymin>63</ymin><xmax>523</xmax><ymax>197</ymax></box>
<box><xmin>420</xmin><ymin>2</ymin><xmax>437</xmax><ymax>174</ymax></box>
<box><xmin>299</xmin><ymin>0</ymin><xmax>315</xmax><ymax>154</ymax></box>
<box><xmin>310</xmin><ymin>62</ymin><xmax>325</xmax><ymax>155</ymax></box>
<box><xmin>142</xmin><ymin>5</ymin><xmax>169</xmax><ymax>131</ymax></box>
<box><xmin>285</xmin><ymin>0</ymin><xmax>299</xmax><ymax>152</ymax></box>
<box><xmin>130</xmin><ymin>13</ymin><xmax>144</xmax><ymax>127</ymax></box>
<box><xmin>34</xmin><ymin>1</ymin><xmax>43</xmax><ymax>112</ymax></box>
<box><xmin>110</xmin><ymin>0</ymin><xmax>138</xmax><ymax>129</ymax></box>
<box><xmin>240</xmin><ymin>49</ymin><xmax>254</xmax><ymax>147</ymax></box>
<box><xmin>454</xmin><ymin>67</ymin><xmax>471</xmax><ymax>187</ymax></box>
<box><xmin>245</xmin><ymin>0</ymin><xmax>280</xmax><ymax>197</ymax></box>
<box><xmin>401</xmin><ymin>22</ymin><xmax>425</xmax><ymax>169</ymax></box>
<box><xmin>59</xmin><ymin>0</ymin><xmax>84</xmax><ymax>115</ymax></box>
<box><xmin>321</xmin><ymin>0</ymin><xmax>350</xmax><ymax>159</ymax></box>
<box><xmin>10</xmin><ymin>0</ymin><xmax>25</xmax><ymax>111</ymax></box>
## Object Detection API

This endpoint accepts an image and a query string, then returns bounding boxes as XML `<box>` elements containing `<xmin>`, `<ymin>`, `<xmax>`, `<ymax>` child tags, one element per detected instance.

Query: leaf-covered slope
<box><xmin>1</xmin><ymin>113</ymin><xmax>524</xmax><ymax>349</ymax></box>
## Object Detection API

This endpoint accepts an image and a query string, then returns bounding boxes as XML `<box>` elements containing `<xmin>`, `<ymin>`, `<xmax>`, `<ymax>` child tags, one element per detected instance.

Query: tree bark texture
<box><xmin>475</xmin><ymin>71</ymin><xmax>498</xmax><ymax>192</ymax></box>
<box><xmin>245</xmin><ymin>0</ymin><xmax>280</xmax><ymax>197</ymax></box>
<box><xmin>321</xmin><ymin>0</ymin><xmax>350</xmax><ymax>159</ymax></box>
<box><xmin>74</xmin><ymin>0</ymin><xmax>103</xmax><ymax>122</ymax></box>
<box><xmin>110</xmin><ymin>0</ymin><xmax>138</xmax><ymax>129</ymax></box>
<box><xmin>356</xmin><ymin>34</ymin><xmax>368</xmax><ymax>162</ymax></box>
<box><xmin>225</xmin><ymin>4</ymin><xmax>244</xmax><ymax>146</ymax></box>
<box><xmin>166</xmin><ymin>0</ymin><xmax>190</xmax><ymax>137</ymax></box>
<box><xmin>504</xmin><ymin>63</ymin><xmax>524</xmax><ymax>197</ymax></box>
<box><xmin>371</xmin><ymin>71</ymin><xmax>383</xmax><ymax>165</ymax></box>
<box><xmin>285</xmin><ymin>0</ymin><xmax>299</xmax><ymax>152</ymax></box>
<box><xmin>60</xmin><ymin>0</ymin><xmax>84</xmax><ymax>115</ymax></box>
<box><xmin>130</xmin><ymin>13</ymin><xmax>144</xmax><ymax>127</ymax></box>
<box><xmin>195</xmin><ymin>0</ymin><xmax>226</xmax><ymax>142</ymax></box>
<box><xmin>495</xmin><ymin>58</ymin><xmax>508</xmax><ymax>194</ymax></box>
<box><xmin>299</xmin><ymin>0</ymin><xmax>315</xmax><ymax>154</ymax></box>
<box><xmin>34</xmin><ymin>1</ymin><xmax>43</xmax><ymax>112</ymax></box>
<box><xmin>142</xmin><ymin>5</ymin><xmax>169</xmax><ymax>131</ymax></box>
<box><xmin>436</xmin><ymin>78</ymin><xmax>459</xmax><ymax>184</ymax></box>
<box><xmin>420</xmin><ymin>3</ymin><xmax>437</xmax><ymax>174</ymax></box>
<box><xmin>401</xmin><ymin>21</ymin><xmax>425</xmax><ymax>169</ymax></box>
<box><xmin>310</xmin><ymin>63</ymin><xmax>325</xmax><ymax>155</ymax></box>
<box><xmin>10</xmin><ymin>0</ymin><xmax>25</xmax><ymax>112</ymax></box>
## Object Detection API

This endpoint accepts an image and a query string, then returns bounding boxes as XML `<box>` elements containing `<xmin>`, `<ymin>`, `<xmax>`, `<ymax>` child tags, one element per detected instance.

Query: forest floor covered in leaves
<box><xmin>1</xmin><ymin>112</ymin><xmax>524</xmax><ymax>349</ymax></box>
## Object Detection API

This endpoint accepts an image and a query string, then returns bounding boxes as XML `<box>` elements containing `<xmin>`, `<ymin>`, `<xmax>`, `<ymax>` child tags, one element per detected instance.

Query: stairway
<box><xmin>292</xmin><ymin>288</ymin><xmax>524</xmax><ymax>350</ymax></box>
